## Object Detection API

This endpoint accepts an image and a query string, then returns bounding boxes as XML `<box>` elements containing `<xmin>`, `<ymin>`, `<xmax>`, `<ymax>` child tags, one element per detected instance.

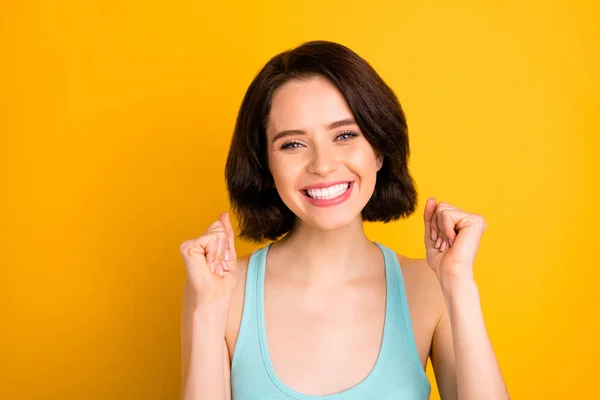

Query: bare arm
<box><xmin>431</xmin><ymin>274</ymin><xmax>510</xmax><ymax>400</ymax></box>
<box><xmin>424</xmin><ymin>198</ymin><xmax>509</xmax><ymax>400</ymax></box>
<box><xmin>179</xmin><ymin>212</ymin><xmax>238</xmax><ymax>400</ymax></box>
<box><xmin>181</xmin><ymin>279</ymin><xmax>231</xmax><ymax>400</ymax></box>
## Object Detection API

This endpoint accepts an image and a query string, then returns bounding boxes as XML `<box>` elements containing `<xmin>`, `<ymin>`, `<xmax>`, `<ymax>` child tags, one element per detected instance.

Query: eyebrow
<box><xmin>271</xmin><ymin>118</ymin><xmax>357</xmax><ymax>143</ymax></box>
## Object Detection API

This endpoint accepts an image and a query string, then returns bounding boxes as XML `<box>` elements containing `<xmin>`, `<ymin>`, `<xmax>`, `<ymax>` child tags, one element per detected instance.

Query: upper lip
<box><xmin>300</xmin><ymin>181</ymin><xmax>352</xmax><ymax>190</ymax></box>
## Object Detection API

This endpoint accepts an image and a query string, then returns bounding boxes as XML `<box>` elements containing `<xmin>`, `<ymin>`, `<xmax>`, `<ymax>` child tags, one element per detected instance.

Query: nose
<box><xmin>307</xmin><ymin>144</ymin><xmax>338</xmax><ymax>176</ymax></box>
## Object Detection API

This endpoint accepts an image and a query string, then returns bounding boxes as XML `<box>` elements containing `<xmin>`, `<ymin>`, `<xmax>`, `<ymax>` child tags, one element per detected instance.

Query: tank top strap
<box><xmin>230</xmin><ymin>243</ymin><xmax>272</xmax><ymax>373</ymax></box>
<box><xmin>375</xmin><ymin>242</ymin><xmax>430</xmax><ymax>389</ymax></box>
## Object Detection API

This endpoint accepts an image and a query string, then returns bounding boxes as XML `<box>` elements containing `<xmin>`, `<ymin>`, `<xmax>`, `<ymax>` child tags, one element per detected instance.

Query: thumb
<box><xmin>423</xmin><ymin>197</ymin><xmax>437</xmax><ymax>242</ymax></box>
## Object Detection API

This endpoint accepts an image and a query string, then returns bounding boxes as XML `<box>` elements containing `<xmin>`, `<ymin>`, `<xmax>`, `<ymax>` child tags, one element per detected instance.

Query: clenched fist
<box><xmin>179</xmin><ymin>212</ymin><xmax>239</xmax><ymax>308</ymax></box>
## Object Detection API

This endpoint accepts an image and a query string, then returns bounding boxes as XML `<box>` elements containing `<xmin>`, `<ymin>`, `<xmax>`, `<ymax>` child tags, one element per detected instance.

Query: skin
<box><xmin>180</xmin><ymin>75</ymin><xmax>510</xmax><ymax>399</ymax></box>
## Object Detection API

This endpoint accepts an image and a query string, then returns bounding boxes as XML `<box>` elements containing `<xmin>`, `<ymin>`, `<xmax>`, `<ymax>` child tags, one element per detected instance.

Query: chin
<box><xmin>313</xmin><ymin>219</ymin><xmax>353</xmax><ymax>232</ymax></box>
<box><xmin>294</xmin><ymin>203</ymin><xmax>362</xmax><ymax>231</ymax></box>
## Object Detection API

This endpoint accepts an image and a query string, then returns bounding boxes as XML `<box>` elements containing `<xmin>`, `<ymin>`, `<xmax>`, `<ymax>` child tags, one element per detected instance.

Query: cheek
<box><xmin>269</xmin><ymin>154</ymin><xmax>301</xmax><ymax>189</ymax></box>
<box><xmin>346</xmin><ymin>145</ymin><xmax>379</xmax><ymax>173</ymax></box>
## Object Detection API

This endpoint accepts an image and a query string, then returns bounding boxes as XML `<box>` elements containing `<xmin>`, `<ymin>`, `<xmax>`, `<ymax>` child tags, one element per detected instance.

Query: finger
<box><xmin>218</xmin><ymin>233</ymin><xmax>229</xmax><ymax>276</ymax></box>
<box><xmin>221</xmin><ymin>235</ymin><xmax>231</xmax><ymax>272</ymax></box>
<box><xmin>205</xmin><ymin>220</ymin><xmax>223</xmax><ymax>234</ymax></box>
<box><xmin>222</xmin><ymin>237</ymin><xmax>231</xmax><ymax>268</ymax></box>
<box><xmin>431</xmin><ymin>203</ymin><xmax>441</xmax><ymax>245</ymax></box>
<box><xmin>222</xmin><ymin>258</ymin><xmax>237</xmax><ymax>274</ymax></box>
<box><xmin>217</xmin><ymin>259</ymin><xmax>224</xmax><ymax>276</ymax></box>
<box><xmin>220</xmin><ymin>258</ymin><xmax>229</xmax><ymax>273</ymax></box>
<box><xmin>187</xmin><ymin>247</ymin><xmax>204</xmax><ymax>258</ymax></box>
<box><xmin>198</xmin><ymin>220</ymin><xmax>224</xmax><ymax>256</ymax></box>
<box><xmin>437</xmin><ymin>206</ymin><xmax>460</xmax><ymax>245</ymax></box>
<box><xmin>214</xmin><ymin>231</ymin><xmax>228</xmax><ymax>271</ymax></box>
<box><xmin>423</xmin><ymin>197</ymin><xmax>438</xmax><ymax>244</ymax></box>
<box><xmin>201</xmin><ymin>233</ymin><xmax>219</xmax><ymax>267</ymax></box>
<box><xmin>450</xmin><ymin>212</ymin><xmax>485</xmax><ymax>252</ymax></box>
<box><xmin>219</xmin><ymin>212</ymin><xmax>237</xmax><ymax>260</ymax></box>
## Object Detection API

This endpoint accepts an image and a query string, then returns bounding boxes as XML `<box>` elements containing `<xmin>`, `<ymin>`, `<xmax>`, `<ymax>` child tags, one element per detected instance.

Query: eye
<box><xmin>280</xmin><ymin>140</ymin><xmax>303</xmax><ymax>150</ymax></box>
<box><xmin>279</xmin><ymin>131</ymin><xmax>358</xmax><ymax>150</ymax></box>
<box><xmin>335</xmin><ymin>131</ymin><xmax>359</xmax><ymax>141</ymax></box>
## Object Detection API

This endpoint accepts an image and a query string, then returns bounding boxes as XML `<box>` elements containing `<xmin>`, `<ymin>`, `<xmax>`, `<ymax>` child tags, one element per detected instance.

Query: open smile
<box><xmin>300</xmin><ymin>181</ymin><xmax>354</xmax><ymax>207</ymax></box>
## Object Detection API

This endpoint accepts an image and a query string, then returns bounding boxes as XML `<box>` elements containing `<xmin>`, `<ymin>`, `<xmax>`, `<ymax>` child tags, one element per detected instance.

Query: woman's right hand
<box><xmin>179</xmin><ymin>212</ymin><xmax>239</xmax><ymax>310</ymax></box>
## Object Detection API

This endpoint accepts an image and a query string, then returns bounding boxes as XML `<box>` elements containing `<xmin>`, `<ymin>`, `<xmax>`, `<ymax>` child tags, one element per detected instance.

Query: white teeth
<box><xmin>305</xmin><ymin>183</ymin><xmax>350</xmax><ymax>200</ymax></box>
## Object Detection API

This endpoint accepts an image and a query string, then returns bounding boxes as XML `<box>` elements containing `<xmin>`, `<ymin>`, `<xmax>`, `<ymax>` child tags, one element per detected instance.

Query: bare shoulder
<box><xmin>395</xmin><ymin>253</ymin><xmax>446</xmax><ymax>322</ymax></box>
<box><xmin>396</xmin><ymin>254</ymin><xmax>438</xmax><ymax>289</ymax></box>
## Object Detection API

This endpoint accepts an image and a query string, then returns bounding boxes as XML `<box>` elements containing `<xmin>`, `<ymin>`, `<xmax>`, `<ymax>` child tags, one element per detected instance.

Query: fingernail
<box><xmin>431</xmin><ymin>230</ymin><xmax>437</xmax><ymax>242</ymax></box>
<box><xmin>222</xmin><ymin>260</ymin><xmax>229</xmax><ymax>272</ymax></box>
<box><xmin>225</xmin><ymin>249</ymin><xmax>230</xmax><ymax>261</ymax></box>
<box><xmin>440</xmin><ymin>241</ymin><xmax>446</xmax><ymax>252</ymax></box>
<box><xmin>435</xmin><ymin>236</ymin><xmax>442</xmax><ymax>249</ymax></box>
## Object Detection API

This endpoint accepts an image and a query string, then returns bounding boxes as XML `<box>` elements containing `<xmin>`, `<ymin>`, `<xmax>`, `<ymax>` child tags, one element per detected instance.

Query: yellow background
<box><xmin>2</xmin><ymin>0</ymin><xmax>599</xmax><ymax>398</ymax></box>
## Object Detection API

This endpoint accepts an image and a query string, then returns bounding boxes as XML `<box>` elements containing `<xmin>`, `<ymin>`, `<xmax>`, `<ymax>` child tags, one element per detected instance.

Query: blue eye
<box><xmin>280</xmin><ymin>131</ymin><xmax>358</xmax><ymax>150</ymax></box>
<box><xmin>280</xmin><ymin>141</ymin><xmax>303</xmax><ymax>150</ymax></box>
<box><xmin>336</xmin><ymin>131</ymin><xmax>359</xmax><ymax>141</ymax></box>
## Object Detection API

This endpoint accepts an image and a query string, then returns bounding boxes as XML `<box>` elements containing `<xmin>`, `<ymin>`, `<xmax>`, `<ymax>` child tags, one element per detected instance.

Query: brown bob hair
<box><xmin>225</xmin><ymin>40</ymin><xmax>418</xmax><ymax>244</ymax></box>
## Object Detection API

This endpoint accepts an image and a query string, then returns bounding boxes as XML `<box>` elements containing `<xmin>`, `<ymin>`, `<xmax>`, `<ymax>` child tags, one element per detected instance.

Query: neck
<box><xmin>270</xmin><ymin>216</ymin><xmax>381</xmax><ymax>285</ymax></box>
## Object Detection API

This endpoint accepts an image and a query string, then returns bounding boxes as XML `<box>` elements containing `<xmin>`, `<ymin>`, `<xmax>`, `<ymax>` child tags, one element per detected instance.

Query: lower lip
<box><xmin>301</xmin><ymin>182</ymin><xmax>354</xmax><ymax>208</ymax></box>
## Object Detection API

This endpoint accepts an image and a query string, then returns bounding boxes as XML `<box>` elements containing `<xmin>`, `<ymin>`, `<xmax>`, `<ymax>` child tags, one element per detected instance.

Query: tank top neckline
<box><xmin>255</xmin><ymin>241</ymin><xmax>395</xmax><ymax>399</ymax></box>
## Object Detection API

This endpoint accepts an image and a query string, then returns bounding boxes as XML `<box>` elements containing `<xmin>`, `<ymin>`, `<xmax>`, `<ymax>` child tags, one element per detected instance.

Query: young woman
<box><xmin>180</xmin><ymin>41</ymin><xmax>510</xmax><ymax>400</ymax></box>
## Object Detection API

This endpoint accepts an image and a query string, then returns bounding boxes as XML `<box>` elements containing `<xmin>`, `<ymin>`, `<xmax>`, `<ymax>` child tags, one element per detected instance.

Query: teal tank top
<box><xmin>230</xmin><ymin>242</ymin><xmax>431</xmax><ymax>400</ymax></box>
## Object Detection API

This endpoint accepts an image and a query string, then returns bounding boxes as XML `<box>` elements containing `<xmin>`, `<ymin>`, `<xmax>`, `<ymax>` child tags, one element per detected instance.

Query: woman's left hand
<box><xmin>423</xmin><ymin>197</ymin><xmax>487</xmax><ymax>280</ymax></box>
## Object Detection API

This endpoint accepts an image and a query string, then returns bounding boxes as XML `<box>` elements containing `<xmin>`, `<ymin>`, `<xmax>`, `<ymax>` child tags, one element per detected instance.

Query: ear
<box><xmin>376</xmin><ymin>153</ymin><xmax>384</xmax><ymax>171</ymax></box>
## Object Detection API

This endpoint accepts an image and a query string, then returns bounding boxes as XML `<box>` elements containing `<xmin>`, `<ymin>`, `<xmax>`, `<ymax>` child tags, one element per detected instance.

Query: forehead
<box><xmin>266</xmin><ymin>76</ymin><xmax>354</xmax><ymax>136</ymax></box>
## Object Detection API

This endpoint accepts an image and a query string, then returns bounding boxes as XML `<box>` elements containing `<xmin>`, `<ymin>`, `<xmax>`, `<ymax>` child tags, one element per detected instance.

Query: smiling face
<box><xmin>265</xmin><ymin>75</ymin><xmax>383</xmax><ymax>232</ymax></box>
